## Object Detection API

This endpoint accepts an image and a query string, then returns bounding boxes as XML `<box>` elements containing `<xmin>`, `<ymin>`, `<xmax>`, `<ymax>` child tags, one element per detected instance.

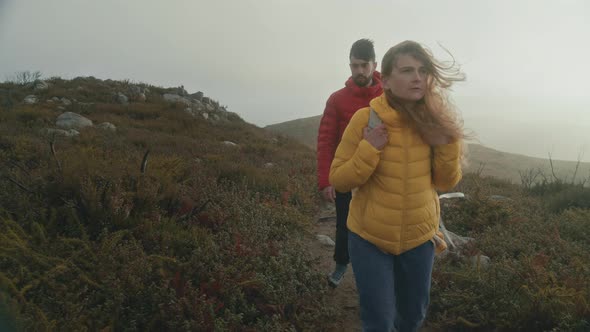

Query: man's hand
<box><xmin>321</xmin><ymin>186</ymin><xmax>336</xmax><ymax>203</ymax></box>
<box><xmin>363</xmin><ymin>124</ymin><xmax>388</xmax><ymax>150</ymax></box>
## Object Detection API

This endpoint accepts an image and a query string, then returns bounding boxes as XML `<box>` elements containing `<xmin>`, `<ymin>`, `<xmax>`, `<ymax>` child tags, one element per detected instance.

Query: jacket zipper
<box><xmin>400</xmin><ymin>127</ymin><xmax>408</xmax><ymax>252</ymax></box>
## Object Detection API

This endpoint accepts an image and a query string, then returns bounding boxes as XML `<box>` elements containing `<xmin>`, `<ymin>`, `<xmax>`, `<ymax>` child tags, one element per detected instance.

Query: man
<box><xmin>317</xmin><ymin>39</ymin><xmax>383</xmax><ymax>287</ymax></box>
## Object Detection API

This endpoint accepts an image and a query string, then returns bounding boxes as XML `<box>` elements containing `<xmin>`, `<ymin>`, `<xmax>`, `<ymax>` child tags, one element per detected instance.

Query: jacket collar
<box><xmin>344</xmin><ymin>71</ymin><xmax>382</xmax><ymax>96</ymax></box>
<box><xmin>369</xmin><ymin>94</ymin><xmax>403</xmax><ymax>126</ymax></box>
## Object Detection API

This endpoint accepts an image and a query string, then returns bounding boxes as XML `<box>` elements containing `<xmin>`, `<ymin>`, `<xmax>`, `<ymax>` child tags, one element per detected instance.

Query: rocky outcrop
<box><xmin>163</xmin><ymin>93</ymin><xmax>191</xmax><ymax>106</ymax></box>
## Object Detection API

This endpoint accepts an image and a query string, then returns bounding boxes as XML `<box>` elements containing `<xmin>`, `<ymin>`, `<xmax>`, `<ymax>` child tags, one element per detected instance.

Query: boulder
<box><xmin>222</xmin><ymin>141</ymin><xmax>237</xmax><ymax>147</ymax></box>
<box><xmin>316</xmin><ymin>234</ymin><xmax>335</xmax><ymax>247</ymax></box>
<box><xmin>33</xmin><ymin>81</ymin><xmax>49</xmax><ymax>91</ymax></box>
<box><xmin>97</xmin><ymin>122</ymin><xmax>116</xmax><ymax>131</ymax></box>
<box><xmin>24</xmin><ymin>95</ymin><xmax>38</xmax><ymax>104</ymax></box>
<box><xmin>56</xmin><ymin>112</ymin><xmax>93</xmax><ymax>129</ymax></box>
<box><xmin>40</xmin><ymin>128</ymin><xmax>80</xmax><ymax>137</ymax></box>
<box><xmin>190</xmin><ymin>91</ymin><xmax>204</xmax><ymax>101</ymax></box>
<box><xmin>116</xmin><ymin>92</ymin><xmax>128</xmax><ymax>104</ymax></box>
<box><xmin>163</xmin><ymin>93</ymin><xmax>191</xmax><ymax>106</ymax></box>
<box><xmin>468</xmin><ymin>254</ymin><xmax>491</xmax><ymax>269</ymax></box>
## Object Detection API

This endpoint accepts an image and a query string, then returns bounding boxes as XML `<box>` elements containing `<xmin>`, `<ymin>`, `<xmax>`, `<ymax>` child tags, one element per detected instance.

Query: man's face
<box><xmin>349</xmin><ymin>56</ymin><xmax>376</xmax><ymax>87</ymax></box>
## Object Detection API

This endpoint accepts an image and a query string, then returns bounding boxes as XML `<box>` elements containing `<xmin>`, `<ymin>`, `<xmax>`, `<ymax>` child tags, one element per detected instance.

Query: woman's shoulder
<box><xmin>350</xmin><ymin>107</ymin><xmax>371</xmax><ymax>126</ymax></box>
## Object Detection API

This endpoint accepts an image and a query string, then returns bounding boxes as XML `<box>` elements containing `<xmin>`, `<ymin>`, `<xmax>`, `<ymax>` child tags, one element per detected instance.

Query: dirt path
<box><xmin>310</xmin><ymin>212</ymin><xmax>361</xmax><ymax>332</ymax></box>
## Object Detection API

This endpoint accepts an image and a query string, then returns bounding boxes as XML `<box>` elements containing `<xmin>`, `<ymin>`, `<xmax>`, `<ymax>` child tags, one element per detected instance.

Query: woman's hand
<box><xmin>363</xmin><ymin>124</ymin><xmax>388</xmax><ymax>150</ymax></box>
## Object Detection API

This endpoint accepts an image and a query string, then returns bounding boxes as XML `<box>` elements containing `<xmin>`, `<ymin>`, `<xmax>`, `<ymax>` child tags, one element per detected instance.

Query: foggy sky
<box><xmin>1</xmin><ymin>0</ymin><xmax>589</xmax><ymax>161</ymax></box>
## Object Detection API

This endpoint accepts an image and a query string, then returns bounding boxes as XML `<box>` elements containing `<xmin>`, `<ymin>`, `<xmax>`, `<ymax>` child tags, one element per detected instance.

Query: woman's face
<box><xmin>383</xmin><ymin>54</ymin><xmax>427</xmax><ymax>102</ymax></box>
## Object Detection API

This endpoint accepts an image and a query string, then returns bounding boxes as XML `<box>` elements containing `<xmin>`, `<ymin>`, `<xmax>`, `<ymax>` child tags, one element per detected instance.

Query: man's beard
<box><xmin>353</xmin><ymin>74</ymin><xmax>371</xmax><ymax>87</ymax></box>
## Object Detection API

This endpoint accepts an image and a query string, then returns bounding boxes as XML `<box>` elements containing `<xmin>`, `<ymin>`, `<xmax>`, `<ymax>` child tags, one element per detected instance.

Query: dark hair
<box><xmin>349</xmin><ymin>39</ymin><xmax>375</xmax><ymax>62</ymax></box>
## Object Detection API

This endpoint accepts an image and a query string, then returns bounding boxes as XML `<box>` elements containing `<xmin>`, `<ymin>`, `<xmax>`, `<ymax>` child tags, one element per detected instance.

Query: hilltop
<box><xmin>265</xmin><ymin>115</ymin><xmax>590</xmax><ymax>185</ymax></box>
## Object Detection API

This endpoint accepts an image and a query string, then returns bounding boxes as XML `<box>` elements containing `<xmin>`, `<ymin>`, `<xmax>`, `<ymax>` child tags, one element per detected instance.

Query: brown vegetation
<box><xmin>1</xmin><ymin>76</ymin><xmax>589</xmax><ymax>331</ymax></box>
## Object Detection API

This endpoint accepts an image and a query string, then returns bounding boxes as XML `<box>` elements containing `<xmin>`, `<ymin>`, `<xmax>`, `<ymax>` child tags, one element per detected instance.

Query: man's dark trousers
<box><xmin>334</xmin><ymin>191</ymin><xmax>352</xmax><ymax>265</ymax></box>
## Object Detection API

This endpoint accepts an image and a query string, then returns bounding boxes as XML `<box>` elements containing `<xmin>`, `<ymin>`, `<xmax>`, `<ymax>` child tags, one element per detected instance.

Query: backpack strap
<box><xmin>368</xmin><ymin>107</ymin><xmax>382</xmax><ymax>129</ymax></box>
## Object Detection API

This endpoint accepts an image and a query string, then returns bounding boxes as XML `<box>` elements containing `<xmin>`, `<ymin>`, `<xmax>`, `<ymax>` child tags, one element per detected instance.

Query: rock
<box><xmin>163</xmin><ymin>93</ymin><xmax>191</xmax><ymax>106</ymax></box>
<box><xmin>489</xmin><ymin>195</ymin><xmax>512</xmax><ymax>202</ymax></box>
<box><xmin>202</xmin><ymin>112</ymin><xmax>209</xmax><ymax>120</ymax></box>
<box><xmin>264</xmin><ymin>162</ymin><xmax>275</xmax><ymax>169</ymax></box>
<box><xmin>316</xmin><ymin>234</ymin><xmax>335</xmax><ymax>247</ymax></box>
<box><xmin>33</xmin><ymin>81</ymin><xmax>49</xmax><ymax>91</ymax></box>
<box><xmin>40</xmin><ymin>128</ymin><xmax>80</xmax><ymax>137</ymax></box>
<box><xmin>468</xmin><ymin>255</ymin><xmax>491</xmax><ymax>269</ymax></box>
<box><xmin>184</xmin><ymin>108</ymin><xmax>198</xmax><ymax>117</ymax></box>
<box><xmin>97</xmin><ymin>122</ymin><xmax>116</xmax><ymax>131</ymax></box>
<box><xmin>270</xmin><ymin>138</ymin><xmax>279</xmax><ymax>144</ymax></box>
<box><xmin>24</xmin><ymin>95</ymin><xmax>38</xmax><ymax>104</ymax></box>
<box><xmin>176</xmin><ymin>86</ymin><xmax>188</xmax><ymax>96</ymax></box>
<box><xmin>222</xmin><ymin>141</ymin><xmax>237</xmax><ymax>147</ymax></box>
<box><xmin>205</xmin><ymin>103</ymin><xmax>215</xmax><ymax>112</ymax></box>
<box><xmin>129</xmin><ymin>85</ymin><xmax>142</xmax><ymax>96</ymax></box>
<box><xmin>202</xmin><ymin>97</ymin><xmax>211</xmax><ymax>105</ymax></box>
<box><xmin>61</xmin><ymin>98</ymin><xmax>72</xmax><ymax>106</ymax></box>
<box><xmin>190</xmin><ymin>91</ymin><xmax>203</xmax><ymax>101</ymax></box>
<box><xmin>439</xmin><ymin>192</ymin><xmax>465</xmax><ymax>199</ymax></box>
<box><xmin>116</xmin><ymin>92</ymin><xmax>128</xmax><ymax>104</ymax></box>
<box><xmin>444</xmin><ymin>229</ymin><xmax>475</xmax><ymax>250</ymax></box>
<box><xmin>52</xmin><ymin>97</ymin><xmax>60</xmax><ymax>102</ymax></box>
<box><xmin>193</xmin><ymin>100</ymin><xmax>204</xmax><ymax>110</ymax></box>
<box><xmin>194</xmin><ymin>158</ymin><xmax>202</xmax><ymax>163</ymax></box>
<box><xmin>56</xmin><ymin>112</ymin><xmax>93</xmax><ymax>130</ymax></box>
<box><xmin>57</xmin><ymin>106</ymin><xmax>66</xmax><ymax>111</ymax></box>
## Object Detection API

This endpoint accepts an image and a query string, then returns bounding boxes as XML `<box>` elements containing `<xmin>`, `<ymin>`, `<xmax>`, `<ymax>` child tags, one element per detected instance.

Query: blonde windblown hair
<box><xmin>381</xmin><ymin>40</ymin><xmax>469</xmax><ymax>147</ymax></box>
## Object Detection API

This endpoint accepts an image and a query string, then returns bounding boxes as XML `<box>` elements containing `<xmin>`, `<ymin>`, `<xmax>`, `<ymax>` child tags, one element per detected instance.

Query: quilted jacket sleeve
<box><xmin>329</xmin><ymin>110</ymin><xmax>381</xmax><ymax>192</ymax></box>
<box><xmin>432</xmin><ymin>140</ymin><xmax>463</xmax><ymax>192</ymax></box>
<box><xmin>316</xmin><ymin>95</ymin><xmax>339</xmax><ymax>190</ymax></box>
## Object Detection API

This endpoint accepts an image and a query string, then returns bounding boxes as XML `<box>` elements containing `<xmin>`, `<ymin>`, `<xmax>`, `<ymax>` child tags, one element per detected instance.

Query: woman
<box><xmin>329</xmin><ymin>40</ymin><xmax>466</xmax><ymax>332</ymax></box>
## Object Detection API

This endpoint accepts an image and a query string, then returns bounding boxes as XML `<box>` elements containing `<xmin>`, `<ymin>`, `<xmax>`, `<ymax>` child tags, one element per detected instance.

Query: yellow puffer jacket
<box><xmin>329</xmin><ymin>94</ymin><xmax>462</xmax><ymax>255</ymax></box>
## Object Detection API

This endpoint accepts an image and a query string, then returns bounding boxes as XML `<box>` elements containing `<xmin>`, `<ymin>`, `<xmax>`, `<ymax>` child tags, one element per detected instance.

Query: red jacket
<box><xmin>317</xmin><ymin>71</ymin><xmax>382</xmax><ymax>190</ymax></box>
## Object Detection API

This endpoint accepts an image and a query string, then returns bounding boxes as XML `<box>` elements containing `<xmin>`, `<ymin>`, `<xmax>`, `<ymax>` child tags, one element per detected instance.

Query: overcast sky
<box><xmin>1</xmin><ymin>0</ymin><xmax>589</xmax><ymax>161</ymax></box>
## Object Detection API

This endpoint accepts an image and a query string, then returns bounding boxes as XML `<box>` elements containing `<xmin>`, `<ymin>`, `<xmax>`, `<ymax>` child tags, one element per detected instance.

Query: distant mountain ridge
<box><xmin>265</xmin><ymin>115</ymin><xmax>590</xmax><ymax>184</ymax></box>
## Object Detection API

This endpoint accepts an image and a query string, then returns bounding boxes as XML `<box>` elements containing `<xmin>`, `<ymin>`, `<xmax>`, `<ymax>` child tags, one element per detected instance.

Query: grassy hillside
<box><xmin>265</xmin><ymin>114</ymin><xmax>321</xmax><ymax>149</ymax></box>
<box><xmin>1</xmin><ymin>77</ymin><xmax>589</xmax><ymax>331</ymax></box>
<box><xmin>0</xmin><ymin>77</ymin><xmax>336</xmax><ymax>331</ymax></box>
<box><xmin>266</xmin><ymin>115</ymin><xmax>590</xmax><ymax>185</ymax></box>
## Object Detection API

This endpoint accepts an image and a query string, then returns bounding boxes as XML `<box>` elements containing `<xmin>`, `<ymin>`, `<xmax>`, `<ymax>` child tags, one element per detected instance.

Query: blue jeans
<box><xmin>348</xmin><ymin>232</ymin><xmax>435</xmax><ymax>332</ymax></box>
